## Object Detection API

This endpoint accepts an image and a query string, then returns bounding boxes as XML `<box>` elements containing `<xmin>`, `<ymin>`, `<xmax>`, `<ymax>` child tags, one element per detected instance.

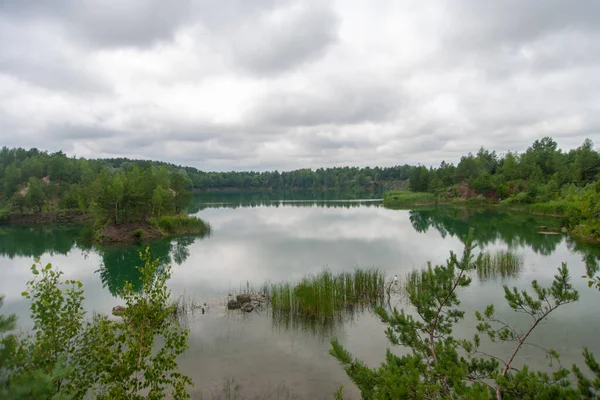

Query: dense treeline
<box><xmin>401</xmin><ymin>137</ymin><xmax>600</xmax><ymax>240</ymax></box>
<box><xmin>0</xmin><ymin>148</ymin><xmax>193</xmax><ymax>226</ymax></box>
<box><xmin>104</xmin><ymin>157</ymin><xmax>414</xmax><ymax>190</ymax></box>
<box><xmin>408</xmin><ymin>137</ymin><xmax>600</xmax><ymax>198</ymax></box>
<box><xmin>0</xmin><ymin>147</ymin><xmax>411</xmax><ymax>220</ymax></box>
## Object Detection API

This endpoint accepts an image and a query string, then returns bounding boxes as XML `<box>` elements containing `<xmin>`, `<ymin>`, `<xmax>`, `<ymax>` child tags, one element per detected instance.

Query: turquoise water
<box><xmin>1</xmin><ymin>194</ymin><xmax>599</xmax><ymax>398</ymax></box>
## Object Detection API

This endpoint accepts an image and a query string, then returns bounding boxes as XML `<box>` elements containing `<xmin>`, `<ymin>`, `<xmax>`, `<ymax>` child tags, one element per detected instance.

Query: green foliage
<box><xmin>271</xmin><ymin>269</ymin><xmax>385</xmax><ymax>338</ymax></box>
<box><xmin>0</xmin><ymin>249</ymin><xmax>192</xmax><ymax>399</ymax></box>
<box><xmin>151</xmin><ymin>215</ymin><xmax>211</xmax><ymax>235</ymax></box>
<box><xmin>409</xmin><ymin>166</ymin><xmax>430</xmax><ymax>192</ymax></box>
<box><xmin>382</xmin><ymin>191</ymin><xmax>436</xmax><ymax>207</ymax></box>
<box><xmin>86</xmin><ymin>248</ymin><xmax>192</xmax><ymax>399</ymax></box>
<box><xmin>331</xmin><ymin>234</ymin><xmax>584</xmax><ymax>399</ymax></box>
<box><xmin>474</xmin><ymin>250</ymin><xmax>524</xmax><ymax>282</ymax></box>
<box><xmin>26</xmin><ymin>177</ymin><xmax>46</xmax><ymax>213</ymax></box>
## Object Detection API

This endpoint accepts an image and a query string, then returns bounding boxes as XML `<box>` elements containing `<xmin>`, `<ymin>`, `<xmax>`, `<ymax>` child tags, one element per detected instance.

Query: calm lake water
<box><xmin>1</xmin><ymin>192</ymin><xmax>600</xmax><ymax>399</ymax></box>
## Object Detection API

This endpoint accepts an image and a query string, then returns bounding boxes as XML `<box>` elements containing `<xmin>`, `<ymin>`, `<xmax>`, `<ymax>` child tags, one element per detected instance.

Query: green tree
<box><xmin>3</xmin><ymin>164</ymin><xmax>22</xmax><ymax>198</ymax></box>
<box><xmin>170</xmin><ymin>172</ymin><xmax>192</xmax><ymax>213</ymax></box>
<box><xmin>84</xmin><ymin>248</ymin><xmax>192</xmax><ymax>399</ymax></box>
<box><xmin>573</xmin><ymin>139</ymin><xmax>600</xmax><ymax>183</ymax></box>
<box><xmin>409</xmin><ymin>166</ymin><xmax>430</xmax><ymax>192</ymax></box>
<box><xmin>331</xmin><ymin>235</ymin><xmax>581</xmax><ymax>399</ymax></box>
<box><xmin>1</xmin><ymin>251</ymin><xmax>192</xmax><ymax>399</ymax></box>
<box><xmin>26</xmin><ymin>177</ymin><xmax>46</xmax><ymax>213</ymax></box>
<box><xmin>10</xmin><ymin>192</ymin><xmax>26</xmax><ymax>215</ymax></box>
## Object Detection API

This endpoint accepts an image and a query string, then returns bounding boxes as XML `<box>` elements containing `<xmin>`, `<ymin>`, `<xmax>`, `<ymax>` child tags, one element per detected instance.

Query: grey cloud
<box><xmin>0</xmin><ymin>20</ymin><xmax>108</xmax><ymax>94</ymax></box>
<box><xmin>253</xmin><ymin>81</ymin><xmax>402</xmax><ymax>127</ymax></box>
<box><xmin>1</xmin><ymin>0</ymin><xmax>192</xmax><ymax>48</ymax></box>
<box><xmin>1</xmin><ymin>1</ymin><xmax>600</xmax><ymax>171</ymax></box>
<box><xmin>48</xmin><ymin>124</ymin><xmax>120</xmax><ymax>140</ymax></box>
<box><xmin>229</xmin><ymin>3</ymin><xmax>339</xmax><ymax>74</ymax></box>
<box><xmin>445</xmin><ymin>0</ymin><xmax>600</xmax><ymax>50</ymax></box>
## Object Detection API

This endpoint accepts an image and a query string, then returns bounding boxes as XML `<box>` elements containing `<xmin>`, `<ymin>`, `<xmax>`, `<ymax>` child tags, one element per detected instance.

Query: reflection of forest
<box><xmin>408</xmin><ymin>207</ymin><xmax>600</xmax><ymax>273</ymax></box>
<box><xmin>188</xmin><ymin>190</ymin><xmax>382</xmax><ymax>212</ymax></box>
<box><xmin>0</xmin><ymin>225</ymin><xmax>93</xmax><ymax>259</ymax></box>
<box><xmin>0</xmin><ymin>224</ymin><xmax>204</xmax><ymax>296</ymax></box>
<box><xmin>96</xmin><ymin>236</ymin><xmax>201</xmax><ymax>295</ymax></box>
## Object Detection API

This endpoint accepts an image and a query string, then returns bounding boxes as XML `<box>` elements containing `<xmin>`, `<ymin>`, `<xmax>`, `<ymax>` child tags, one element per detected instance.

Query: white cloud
<box><xmin>0</xmin><ymin>0</ymin><xmax>599</xmax><ymax>170</ymax></box>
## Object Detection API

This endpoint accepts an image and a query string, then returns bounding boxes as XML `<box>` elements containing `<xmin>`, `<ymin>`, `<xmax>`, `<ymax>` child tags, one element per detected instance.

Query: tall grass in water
<box><xmin>270</xmin><ymin>269</ymin><xmax>385</xmax><ymax>337</ymax></box>
<box><xmin>475</xmin><ymin>250</ymin><xmax>524</xmax><ymax>282</ymax></box>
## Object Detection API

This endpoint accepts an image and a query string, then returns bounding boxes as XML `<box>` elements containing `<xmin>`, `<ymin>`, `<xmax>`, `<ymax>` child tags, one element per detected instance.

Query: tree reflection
<box><xmin>188</xmin><ymin>189</ymin><xmax>383</xmax><ymax>212</ymax></box>
<box><xmin>0</xmin><ymin>225</ymin><xmax>93</xmax><ymax>259</ymax></box>
<box><xmin>96</xmin><ymin>235</ymin><xmax>204</xmax><ymax>296</ymax></box>
<box><xmin>408</xmin><ymin>207</ymin><xmax>600</xmax><ymax>271</ymax></box>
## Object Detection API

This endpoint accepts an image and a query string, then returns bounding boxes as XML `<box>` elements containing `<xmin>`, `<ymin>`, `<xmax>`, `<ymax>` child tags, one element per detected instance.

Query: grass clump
<box><xmin>383</xmin><ymin>191</ymin><xmax>437</xmax><ymax>208</ymax></box>
<box><xmin>270</xmin><ymin>269</ymin><xmax>385</xmax><ymax>337</ymax></box>
<box><xmin>474</xmin><ymin>249</ymin><xmax>524</xmax><ymax>282</ymax></box>
<box><xmin>152</xmin><ymin>215</ymin><xmax>211</xmax><ymax>235</ymax></box>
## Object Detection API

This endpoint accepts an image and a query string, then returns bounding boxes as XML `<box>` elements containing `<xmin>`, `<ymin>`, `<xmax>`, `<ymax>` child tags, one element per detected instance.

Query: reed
<box><xmin>270</xmin><ymin>269</ymin><xmax>386</xmax><ymax>337</ymax></box>
<box><xmin>475</xmin><ymin>250</ymin><xmax>524</xmax><ymax>282</ymax></box>
<box><xmin>403</xmin><ymin>263</ymin><xmax>434</xmax><ymax>297</ymax></box>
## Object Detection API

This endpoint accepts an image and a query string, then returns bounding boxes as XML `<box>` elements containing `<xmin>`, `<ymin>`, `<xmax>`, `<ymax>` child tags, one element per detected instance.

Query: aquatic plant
<box><xmin>152</xmin><ymin>215</ymin><xmax>211</xmax><ymax>235</ymax></box>
<box><xmin>270</xmin><ymin>269</ymin><xmax>385</xmax><ymax>338</ymax></box>
<box><xmin>330</xmin><ymin>234</ymin><xmax>584</xmax><ymax>399</ymax></box>
<box><xmin>475</xmin><ymin>249</ymin><xmax>524</xmax><ymax>282</ymax></box>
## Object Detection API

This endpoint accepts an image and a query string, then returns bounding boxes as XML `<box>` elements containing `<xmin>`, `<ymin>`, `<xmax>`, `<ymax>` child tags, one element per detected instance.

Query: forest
<box><xmin>0</xmin><ymin>146</ymin><xmax>412</xmax><ymax>219</ymax></box>
<box><xmin>391</xmin><ymin>137</ymin><xmax>600</xmax><ymax>241</ymax></box>
<box><xmin>0</xmin><ymin>137</ymin><xmax>598</xmax><ymax>240</ymax></box>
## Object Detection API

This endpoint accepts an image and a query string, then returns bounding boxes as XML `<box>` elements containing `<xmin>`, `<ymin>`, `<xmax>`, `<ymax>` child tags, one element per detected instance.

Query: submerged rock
<box><xmin>241</xmin><ymin>302</ymin><xmax>254</xmax><ymax>313</ymax></box>
<box><xmin>236</xmin><ymin>294</ymin><xmax>252</xmax><ymax>304</ymax></box>
<box><xmin>227</xmin><ymin>300</ymin><xmax>241</xmax><ymax>310</ymax></box>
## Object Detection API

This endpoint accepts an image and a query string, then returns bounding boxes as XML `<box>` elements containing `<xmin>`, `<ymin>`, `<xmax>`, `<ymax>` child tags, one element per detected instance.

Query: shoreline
<box><xmin>1</xmin><ymin>211</ymin><xmax>211</xmax><ymax>244</ymax></box>
<box><xmin>383</xmin><ymin>200</ymin><xmax>600</xmax><ymax>244</ymax></box>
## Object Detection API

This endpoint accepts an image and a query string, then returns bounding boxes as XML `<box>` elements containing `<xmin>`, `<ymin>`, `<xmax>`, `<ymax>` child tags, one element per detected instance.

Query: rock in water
<box><xmin>236</xmin><ymin>294</ymin><xmax>252</xmax><ymax>304</ymax></box>
<box><xmin>227</xmin><ymin>300</ymin><xmax>241</xmax><ymax>310</ymax></box>
<box><xmin>241</xmin><ymin>302</ymin><xmax>254</xmax><ymax>312</ymax></box>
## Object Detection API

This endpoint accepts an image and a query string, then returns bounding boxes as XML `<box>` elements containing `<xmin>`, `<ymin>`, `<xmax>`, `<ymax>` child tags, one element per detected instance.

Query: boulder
<box><xmin>236</xmin><ymin>294</ymin><xmax>252</xmax><ymax>304</ymax></box>
<box><xmin>227</xmin><ymin>300</ymin><xmax>241</xmax><ymax>310</ymax></box>
<box><xmin>241</xmin><ymin>302</ymin><xmax>254</xmax><ymax>313</ymax></box>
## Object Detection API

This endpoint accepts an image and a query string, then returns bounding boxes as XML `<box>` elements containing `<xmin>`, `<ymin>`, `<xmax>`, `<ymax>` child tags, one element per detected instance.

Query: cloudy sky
<box><xmin>0</xmin><ymin>0</ymin><xmax>599</xmax><ymax>171</ymax></box>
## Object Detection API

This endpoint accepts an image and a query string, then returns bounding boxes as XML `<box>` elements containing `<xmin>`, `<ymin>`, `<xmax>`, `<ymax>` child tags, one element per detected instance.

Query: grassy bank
<box><xmin>94</xmin><ymin>215</ymin><xmax>210</xmax><ymax>244</ymax></box>
<box><xmin>383</xmin><ymin>191</ymin><xmax>437</xmax><ymax>207</ymax></box>
<box><xmin>151</xmin><ymin>215</ymin><xmax>211</xmax><ymax>236</ymax></box>
<box><xmin>383</xmin><ymin>188</ymin><xmax>600</xmax><ymax>243</ymax></box>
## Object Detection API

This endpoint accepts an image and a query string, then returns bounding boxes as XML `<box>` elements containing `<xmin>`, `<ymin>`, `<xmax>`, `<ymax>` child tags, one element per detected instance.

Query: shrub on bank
<box><xmin>382</xmin><ymin>191</ymin><xmax>437</xmax><ymax>207</ymax></box>
<box><xmin>151</xmin><ymin>215</ymin><xmax>211</xmax><ymax>235</ymax></box>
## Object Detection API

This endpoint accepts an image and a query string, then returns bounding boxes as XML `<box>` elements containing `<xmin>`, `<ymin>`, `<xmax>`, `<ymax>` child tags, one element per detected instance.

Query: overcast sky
<box><xmin>0</xmin><ymin>0</ymin><xmax>599</xmax><ymax>171</ymax></box>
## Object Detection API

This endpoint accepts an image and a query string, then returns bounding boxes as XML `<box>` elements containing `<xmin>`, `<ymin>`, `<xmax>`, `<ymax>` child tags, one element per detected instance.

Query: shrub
<box><xmin>151</xmin><ymin>215</ymin><xmax>210</xmax><ymax>235</ymax></box>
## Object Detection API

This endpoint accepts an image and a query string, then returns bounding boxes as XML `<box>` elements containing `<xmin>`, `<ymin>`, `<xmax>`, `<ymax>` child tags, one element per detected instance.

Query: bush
<box><xmin>383</xmin><ymin>191</ymin><xmax>437</xmax><ymax>208</ymax></box>
<box><xmin>151</xmin><ymin>215</ymin><xmax>211</xmax><ymax>235</ymax></box>
<box><xmin>1</xmin><ymin>250</ymin><xmax>193</xmax><ymax>399</ymax></box>
<box><xmin>330</xmin><ymin>235</ymin><xmax>591</xmax><ymax>399</ymax></box>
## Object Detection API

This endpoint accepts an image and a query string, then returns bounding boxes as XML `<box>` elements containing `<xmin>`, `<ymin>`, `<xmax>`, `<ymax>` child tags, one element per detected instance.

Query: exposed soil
<box><xmin>456</xmin><ymin>181</ymin><xmax>477</xmax><ymax>199</ymax></box>
<box><xmin>0</xmin><ymin>210</ymin><xmax>90</xmax><ymax>224</ymax></box>
<box><xmin>100</xmin><ymin>221</ymin><xmax>164</xmax><ymax>244</ymax></box>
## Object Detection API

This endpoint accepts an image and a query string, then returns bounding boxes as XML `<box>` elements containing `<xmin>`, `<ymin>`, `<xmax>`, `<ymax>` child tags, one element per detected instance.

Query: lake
<box><xmin>1</xmin><ymin>192</ymin><xmax>600</xmax><ymax>399</ymax></box>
